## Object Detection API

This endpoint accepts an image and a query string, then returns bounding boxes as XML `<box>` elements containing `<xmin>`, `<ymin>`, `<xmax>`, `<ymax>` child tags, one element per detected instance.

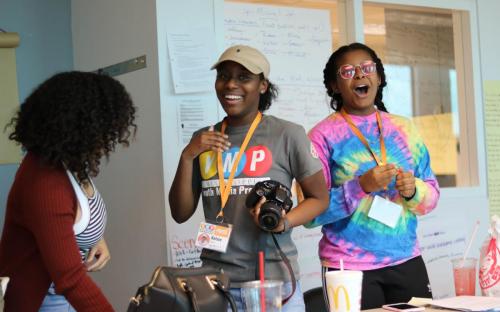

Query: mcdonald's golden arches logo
<box><xmin>328</xmin><ymin>284</ymin><xmax>351</xmax><ymax>311</ymax></box>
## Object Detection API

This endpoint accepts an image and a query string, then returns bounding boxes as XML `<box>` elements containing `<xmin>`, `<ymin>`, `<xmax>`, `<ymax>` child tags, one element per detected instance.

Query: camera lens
<box><xmin>260</xmin><ymin>214</ymin><xmax>279</xmax><ymax>231</ymax></box>
<box><xmin>259</xmin><ymin>202</ymin><xmax>281</xmax><ymax>231</ymax></box>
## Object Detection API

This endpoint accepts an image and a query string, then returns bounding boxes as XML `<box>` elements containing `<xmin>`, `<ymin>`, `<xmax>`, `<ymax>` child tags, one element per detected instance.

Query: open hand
<box><xmin>182</xmin><ymin>126</ymin><xmax>231</xmax><ymax>160</ymax></box>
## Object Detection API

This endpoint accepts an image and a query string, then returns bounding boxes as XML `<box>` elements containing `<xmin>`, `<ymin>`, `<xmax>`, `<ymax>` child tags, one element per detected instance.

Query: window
<box><xmin>226</xmin><ymin>0</ymin><xmax>480</xmax><ymax>188</ymax></box>
<box><xmin>364</xmin><ymin>3</ymin><xmax>478</xmax><ymax>187</ymax></box>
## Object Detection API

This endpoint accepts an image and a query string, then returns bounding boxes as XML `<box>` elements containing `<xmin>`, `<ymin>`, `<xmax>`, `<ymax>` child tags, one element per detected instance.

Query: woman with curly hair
<box><xmin>0</xmin><ymin>71</ymin><xmax>136</xmax><ymax>312</ymax></box>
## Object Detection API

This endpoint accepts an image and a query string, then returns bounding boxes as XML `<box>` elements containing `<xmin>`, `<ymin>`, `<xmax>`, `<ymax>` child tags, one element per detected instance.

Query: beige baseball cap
<box><xmin>211</xmin><ymin>45</ymin><xmax>270</xmax><ymax>79</ymax></box>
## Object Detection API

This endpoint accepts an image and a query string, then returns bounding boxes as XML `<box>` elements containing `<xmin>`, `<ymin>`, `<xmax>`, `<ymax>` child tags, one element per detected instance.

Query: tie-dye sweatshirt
<box><xmin>307</xmin><ymin>110</ymin><xmax>439</xmax><ymax>270</ymax></box>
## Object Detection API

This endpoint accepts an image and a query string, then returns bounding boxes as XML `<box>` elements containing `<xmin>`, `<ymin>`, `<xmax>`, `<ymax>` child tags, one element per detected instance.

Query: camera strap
<box><xmin>254</xmin><ymin>232</ymin><xmax>296</xmax><ymax>305</ymax></box>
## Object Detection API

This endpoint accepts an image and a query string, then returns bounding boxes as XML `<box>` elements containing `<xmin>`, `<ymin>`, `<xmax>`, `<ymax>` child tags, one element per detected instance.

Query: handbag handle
<box><xmin>183</xmin><ymin>282</ymin><xmax>201</xmax><ymax>312</ymax></box>
<box><xmin>213</xmin><ymin>279</ymin><xmax>238</xmax><ymax>312</ymax></box>
<box><xmin>183</xmin><ymin>278</ymin><xmax>238</xmax><ymax>312</ymax></box>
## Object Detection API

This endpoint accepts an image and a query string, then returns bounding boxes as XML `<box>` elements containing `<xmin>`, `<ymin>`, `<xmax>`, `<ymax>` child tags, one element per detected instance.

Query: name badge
<box><xmin>367</xmin><ymin>195</ymin><xmax>402</xmax><ymax>228</ymax></box>
<box><xmin>195</xmin><ymin>221</ymin><xmax>232</xmax><ymax>253</ymax></box>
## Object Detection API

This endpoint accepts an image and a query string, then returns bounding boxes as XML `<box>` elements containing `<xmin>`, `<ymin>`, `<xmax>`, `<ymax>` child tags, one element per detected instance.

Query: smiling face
<box><xmin>215</xmin><ymin>61</ymin><xmax>268</xmax><ymax>126</ymax></box>
<box><xmin>331</xmin><ymin>49</ymin><xmax>381</xmax><ymax>116</ymax></box>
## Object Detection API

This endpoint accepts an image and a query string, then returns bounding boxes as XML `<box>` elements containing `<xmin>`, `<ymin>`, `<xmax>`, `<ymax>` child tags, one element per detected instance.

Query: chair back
<box><xmin>304</xmin><ymin>286</ymin><xmax>328</xmax><ymax>312</ymax></box>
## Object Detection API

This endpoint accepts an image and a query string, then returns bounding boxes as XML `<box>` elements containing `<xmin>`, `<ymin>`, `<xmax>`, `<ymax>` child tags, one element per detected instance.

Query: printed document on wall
<box><xmin>170</xmin><ymin>95</ymin><xmax>220</xmax><ymax>146</ymax></box>
<box><xmin>167</xmin><ymin>29</ymin><xmax>216</xmax><ymax>94</ymax></box>
<box><xmin>484</xmin><ymin>80</ymin><xmax>500</xmax><ymax>216</ymax></box>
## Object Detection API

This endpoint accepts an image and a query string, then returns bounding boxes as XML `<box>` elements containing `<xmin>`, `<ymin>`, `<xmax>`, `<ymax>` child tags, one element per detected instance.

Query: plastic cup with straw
<box><xmin>461</xmin><ymin>220</ymin><xmax>480</xmax><ymax>266</ymax></box>
<box><xmin>451</xmin><ymin>221</ymin><xmax>480</xmax><ymax>296</ymax></box>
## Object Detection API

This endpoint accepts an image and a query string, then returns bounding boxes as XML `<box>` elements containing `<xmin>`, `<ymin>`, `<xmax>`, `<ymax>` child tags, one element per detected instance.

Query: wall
<box><xmin>156</xmin><ymin>0</ymin><xmax>222</xmax><ymax>269</ymax></box>
<box><xmin>477</xmin><ymin>0</ymin><xmax>500</xmax><ymax>80</ymax></box>
<box><xmin>1</xmin><ymin>0</ymin><xmax>499</xmax><ymax>307</ymax></box>
<box><xmin>0</xmin><ymin>0</ymin><xmax>73</xmax><ymax>230</ymax></box>
<box><xmin>71</xmin><ymin>0</ymin><xmax>167</xmax><ymax>310</ymax></box>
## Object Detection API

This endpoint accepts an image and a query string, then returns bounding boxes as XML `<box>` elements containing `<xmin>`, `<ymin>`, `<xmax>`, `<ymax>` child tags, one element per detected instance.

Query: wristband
<box><xmin>402</xmin><ymin>188</ymin><xmax>417</xmax><ymax>201</ymax></box>
<box><xmin>277</xmin><ymin>217</ymin><xmax>290</xmax><ymax>234</ymax></box>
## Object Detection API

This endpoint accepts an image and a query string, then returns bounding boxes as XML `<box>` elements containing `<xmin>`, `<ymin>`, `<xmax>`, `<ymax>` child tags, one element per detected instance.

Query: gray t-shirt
<box><xmin>193</xmin><ymin>115</ymin><xmax>322</xmax><ymax>285</ymax></box>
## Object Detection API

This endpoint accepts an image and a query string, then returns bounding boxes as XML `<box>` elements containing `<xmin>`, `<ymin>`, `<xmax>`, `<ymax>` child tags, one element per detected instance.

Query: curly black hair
<box><xmin>323</xmin><ymin>42</ymin><xmax>388</xmax><ymax>113</ymax></box>
<box><xmin>258</xmin><ymin>73</ymin><xmax>278</xmax><ymax>112</ymax></box>
<box><xmin>7</xmin><ymin>71</ymin><xmax>137</xmax><ymax>182</ymax></box>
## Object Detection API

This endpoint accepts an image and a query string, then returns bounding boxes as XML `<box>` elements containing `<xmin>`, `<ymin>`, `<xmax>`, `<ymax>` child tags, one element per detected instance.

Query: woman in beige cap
<box><xmin>170</xmin><ymin>45</ymin><xmax>328</xmax><ymax>311</ymax></box>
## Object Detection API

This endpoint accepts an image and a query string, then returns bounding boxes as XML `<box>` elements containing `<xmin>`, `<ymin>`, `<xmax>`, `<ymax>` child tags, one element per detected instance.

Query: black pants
<box><xmin>322</xmin><ymin>256</ymin><xmax>432</xmax><ymax>310</ymax></box>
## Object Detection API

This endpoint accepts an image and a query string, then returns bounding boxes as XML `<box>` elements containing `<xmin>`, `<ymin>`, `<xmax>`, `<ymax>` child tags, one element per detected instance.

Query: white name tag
<box><xmin>195</xmin><ymin>221</ymin><xmax>232</xmax><ymax>253</ymax></box>
<box><xmin>367</xmin><ymin>195</ymin><xmax>402</xmax><ymax>228</ymax></box>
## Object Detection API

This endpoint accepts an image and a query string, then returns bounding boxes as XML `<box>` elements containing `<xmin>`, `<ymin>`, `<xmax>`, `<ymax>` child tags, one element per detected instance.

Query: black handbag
<box><xmin>127</xmin><ymin>266</ymin><xmax>238</xmax><ymax>312</ymax></box>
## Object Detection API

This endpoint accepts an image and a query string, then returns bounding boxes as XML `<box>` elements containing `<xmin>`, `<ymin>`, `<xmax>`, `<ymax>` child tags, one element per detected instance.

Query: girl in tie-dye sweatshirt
<box><xmin>308</xmin><ymin>43</ymin><xmax>440</xmax><ymax>309</ymax></box>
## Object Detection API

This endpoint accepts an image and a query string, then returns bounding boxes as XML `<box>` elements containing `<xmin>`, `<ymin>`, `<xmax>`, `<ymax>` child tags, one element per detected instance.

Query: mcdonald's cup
<box><xmin>325</xmin><ymin>270</ymin><xmax>363</xmax><ymax>312</ymax></box>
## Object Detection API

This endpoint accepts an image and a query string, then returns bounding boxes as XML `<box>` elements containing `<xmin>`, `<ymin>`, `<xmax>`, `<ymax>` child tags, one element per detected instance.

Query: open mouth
<box><xmin>223</xmin><ymin>94</ymin><xmax>243</xmax><ymax>104</ymax></box>
<box><xmin>225</xmin><ymin>94</ymin><xmax>243</xmax><ymax>100</ymax></box>
<box><xmin>353</xmin><ymin>85</ymin><xmax>369</xmax><ymax>96</ymax></box>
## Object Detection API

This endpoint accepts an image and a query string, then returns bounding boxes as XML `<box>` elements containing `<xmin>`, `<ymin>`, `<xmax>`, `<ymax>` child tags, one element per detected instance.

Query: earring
<box><xmin>260</xmin><ymin>90</ymin><xmax>265</xmax><ymax>94</ymax></box>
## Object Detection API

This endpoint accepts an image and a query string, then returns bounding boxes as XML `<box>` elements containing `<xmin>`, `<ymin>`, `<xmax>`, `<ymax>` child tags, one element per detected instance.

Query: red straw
<box><xmin>259</xmin><ymin>251</ymin><xmax>265</xmax><ymax>283</ymax></box>
<box><xmin>259</xmin><ymin>251</ymin><xmax>266</xmax><ymax>312</ymax></box>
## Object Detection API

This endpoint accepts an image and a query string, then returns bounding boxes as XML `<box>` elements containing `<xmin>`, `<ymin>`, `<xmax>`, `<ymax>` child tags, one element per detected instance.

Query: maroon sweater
<box><xmin>0</xmin><ymin>153</ymin><xmax>113</xmax><ymax>311</ymax></box>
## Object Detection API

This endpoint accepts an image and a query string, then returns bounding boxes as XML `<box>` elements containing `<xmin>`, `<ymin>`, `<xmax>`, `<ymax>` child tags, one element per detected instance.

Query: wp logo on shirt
<box><xmin>199</xmin><ymin>145</ymin><xmax>272</xmax><ymax>179</ymax></box>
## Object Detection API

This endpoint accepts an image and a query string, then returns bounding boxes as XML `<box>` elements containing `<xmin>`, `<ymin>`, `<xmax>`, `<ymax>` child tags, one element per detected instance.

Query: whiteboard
<box><xmin>224</xmin><ymin>2</ymin><xmax>333</xmax><ymax>131</ymax></box>
<box><xmin>224</xmin><ymin>2</ymin><xmax>332</xmax><ymax>87</ymax></box>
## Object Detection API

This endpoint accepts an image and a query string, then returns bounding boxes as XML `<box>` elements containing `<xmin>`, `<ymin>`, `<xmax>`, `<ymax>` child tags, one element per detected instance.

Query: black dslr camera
<box><xmin>245</xmin><ymin>180</ymin><xmax>293</xmax><ymax>231</ymax></box>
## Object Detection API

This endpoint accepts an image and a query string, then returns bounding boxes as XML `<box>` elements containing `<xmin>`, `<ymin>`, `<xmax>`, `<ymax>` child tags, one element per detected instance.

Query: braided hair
<box><xmin>323</xmin><ymin>42</ymin><xmax>388</xmax><ymax>112</ymax></box>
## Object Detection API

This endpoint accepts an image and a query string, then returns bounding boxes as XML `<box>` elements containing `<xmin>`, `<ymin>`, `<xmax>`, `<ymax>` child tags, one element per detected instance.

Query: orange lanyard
<box><xmin>340</xmin><ymin>109</ymin><xmax>386</xmax><ymax>166</ymax></box>
<box><xmin>216</xmin><ymin>112</ymin><xmax>262</xmax><ymax>221</ymax></box>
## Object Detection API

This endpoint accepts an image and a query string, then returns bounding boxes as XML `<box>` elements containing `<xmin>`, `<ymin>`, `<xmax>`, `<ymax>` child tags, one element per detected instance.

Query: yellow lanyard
<box><xmin>340</xmin><ymin>109</ymin><xmax>386</xmax><ymax>166</ymax></box>
<box><xmin>216</xmin><ymin>112</ymin><xmax>262</xmax><ymax>221</ymax></box>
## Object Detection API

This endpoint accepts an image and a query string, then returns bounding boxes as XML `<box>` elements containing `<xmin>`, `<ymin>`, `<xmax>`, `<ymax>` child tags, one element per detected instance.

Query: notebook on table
<box><xmin>429</xmin><ymin>296</ymin><xmax>500</xmax><ymax>311</ymax></box>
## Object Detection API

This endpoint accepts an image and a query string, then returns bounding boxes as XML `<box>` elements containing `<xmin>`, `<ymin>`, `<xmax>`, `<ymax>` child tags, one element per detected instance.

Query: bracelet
<box><xmin>402</xmin><ymin>188</ymin><xmax>417</xmax><ymax>201</ymax></box>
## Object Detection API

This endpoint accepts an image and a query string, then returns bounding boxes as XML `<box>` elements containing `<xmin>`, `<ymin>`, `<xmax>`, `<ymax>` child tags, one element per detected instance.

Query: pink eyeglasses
<box><xmin>337</xmin><ymin>60</ymin><xmax>377</xmax><ymax>79</ymax></box>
